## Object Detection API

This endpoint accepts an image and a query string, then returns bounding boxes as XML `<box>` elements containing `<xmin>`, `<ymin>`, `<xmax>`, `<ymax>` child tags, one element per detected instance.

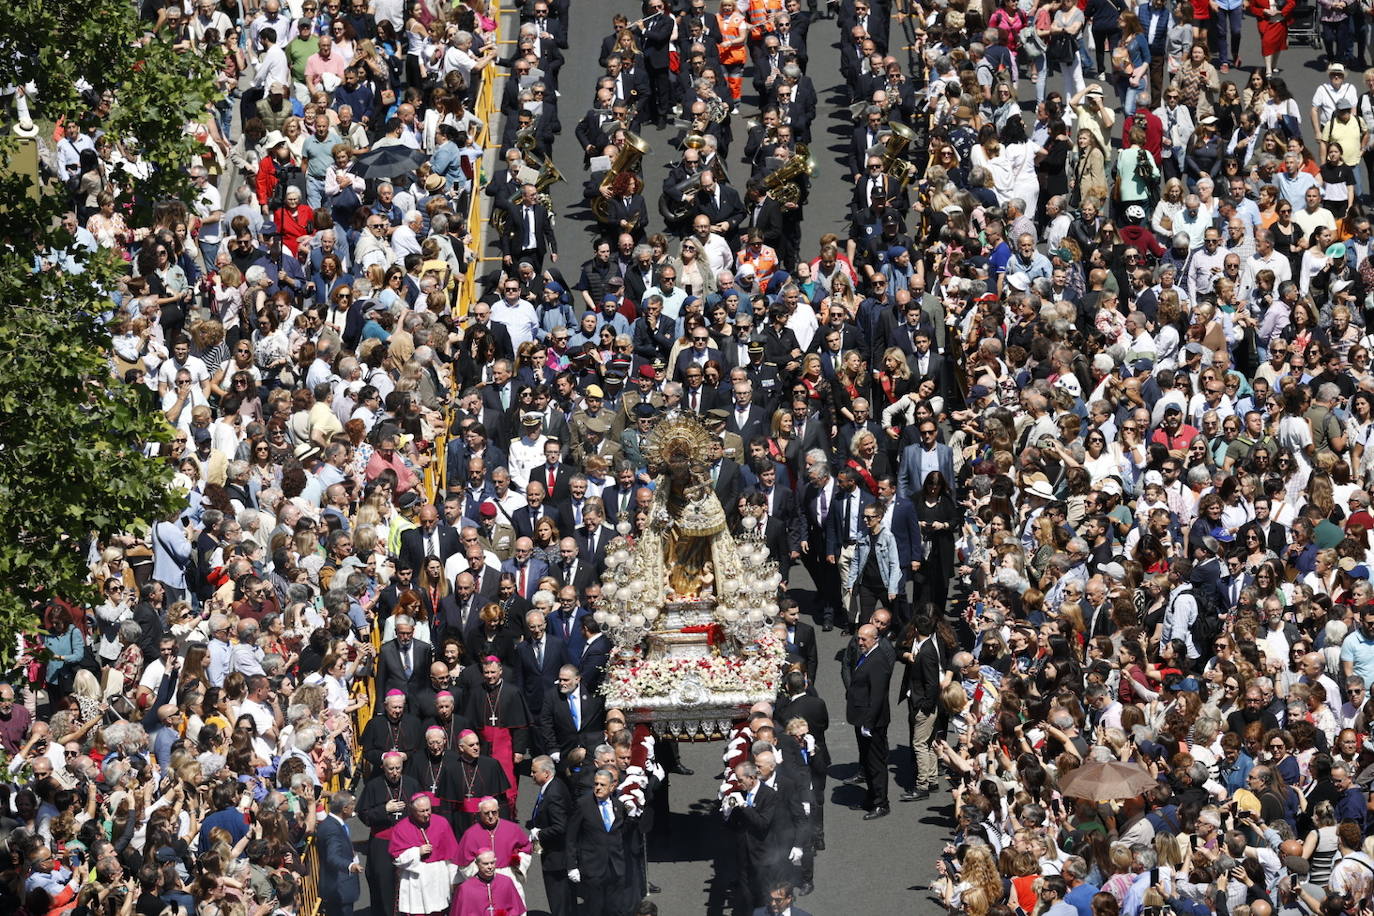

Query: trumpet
<box><xmin>746</xmin><ymin>118</ymin><xmax>780</xmax><ymax>151</ymax></box>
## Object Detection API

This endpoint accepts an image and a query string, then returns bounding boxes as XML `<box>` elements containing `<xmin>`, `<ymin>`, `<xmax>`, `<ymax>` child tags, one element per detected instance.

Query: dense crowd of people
<box><xmin>27</xmin><ymin>0</ymin><xmax>1374</xmax><ymax>914</ymax></box>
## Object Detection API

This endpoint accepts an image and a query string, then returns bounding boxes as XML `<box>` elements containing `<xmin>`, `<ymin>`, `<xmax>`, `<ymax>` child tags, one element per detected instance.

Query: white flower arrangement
<box><xmin>602</xmin><ymin>627</ymin><xmax>787</xmax><ymax>706</ymax></box>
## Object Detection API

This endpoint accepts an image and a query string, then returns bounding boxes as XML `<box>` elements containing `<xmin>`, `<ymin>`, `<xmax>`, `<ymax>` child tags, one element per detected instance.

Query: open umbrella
<box><xmin>351</xmin><ymin>145</ymin><xmax>428</xmax><ymax>181</ymax></box>
<box><xmin>1057</xmin><ymin>760</ymin><xmax>1159</xmax><ymax>800</ymax></box>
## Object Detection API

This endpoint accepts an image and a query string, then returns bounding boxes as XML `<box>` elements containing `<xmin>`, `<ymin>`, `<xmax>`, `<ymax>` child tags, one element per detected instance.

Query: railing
<box><xmin>427</xmin><ymin>0</ymin><xmax>503</xmax><ymax>504</ymax></box>
<box><xmin>296</xmin><ymin>8</ymin><xmax>507</xmax><ymax>913</ymax></box>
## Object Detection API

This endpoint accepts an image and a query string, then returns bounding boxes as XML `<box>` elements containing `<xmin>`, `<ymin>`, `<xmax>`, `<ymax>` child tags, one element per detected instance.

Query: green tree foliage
<box><xmin>0</xmin><ymin>1</ymin><xmax>221</xmax><ymax>658</ymax></box>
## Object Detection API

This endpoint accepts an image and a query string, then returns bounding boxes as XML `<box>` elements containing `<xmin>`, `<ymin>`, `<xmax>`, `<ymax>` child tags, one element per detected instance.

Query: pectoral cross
<box><xmin>489</xmin><ymin>712</ymin><xmax>500</xmax><ymax>725</ymax></box>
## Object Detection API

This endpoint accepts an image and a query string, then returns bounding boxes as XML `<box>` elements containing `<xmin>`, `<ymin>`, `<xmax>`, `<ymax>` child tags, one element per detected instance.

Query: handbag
<box><xmin>1046</xmin><ymin>31</ymin><xmax>1075</xmax><ymax>65</ymax></box>
<box><xmin>1020</xmin><ymin>25</ymin><xmax>1045</xmax><ymax>60</ymax></box>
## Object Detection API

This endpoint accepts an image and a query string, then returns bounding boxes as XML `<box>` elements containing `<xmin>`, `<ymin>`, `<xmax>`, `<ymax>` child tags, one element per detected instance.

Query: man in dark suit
<box><xmin>317</xmin><ymin>792</ymin><xmax>362</xmax><ymax>916</ymax></box>
<box><xmin>577</xmin><ymin>618</ymin><xmax>612</xmax><ymax>693</ymax></box>
<box><xmin>839</xmin><ymin>0</ymin><xmax>889</xmax><ymax>51</ymax></box>
<box><xmin>725</xmin><ymin>761</ymin><xmax>781</xmax><ymax>913</ymax></box>
<box><xmin>376</xmin><ymin>620</ymin><xmax>432</xmax><ymax>708</ymax></box>
<box><xmin>878</xmin><ymin>476</ymin><xmax>924</xmax><ymax>621</ymax></box>
<box><xmin>512</xmin><ymin>479</ymin><xmax>556</xmax><ymax>539</ymax></box>
<box><xmin>900</xmin><ymin>614</ymin><xmax>941</xmax><ymax>802</ymax></box>
<box><xmin>501</xmin><ymin>183</ymin><xmax>559</xmax><ymax>271</ymax></box>
<box><xmin>633</xmin><ymin>0</ymin><xmax>675</xmax><ymax>127</ymax></box>
<box><xmin>468</xmin><ymin>301</ymin><xmax>516</xmax><ymax>363</ymax></box>
<box><xmin>849</xmin><ymin>152</ymin><xmax>908</xmax><ymax>217</ymax></box>
<box><xmin>846</xmin><ymin>108</ymin><xmax>884</xmax><ymax>179</ymax></box>
<box><xmin>673</xmin><ymin>326</ymin><xmax>726</xmax><ymax>381</ymax></box>
<box><xmin>708</xmin><ymin>439</ymin><xmax>743</xmax><ymax>507</ymax></box>
<box><xmin>576</xmin><ymin>89</ymin><xmax>619</xmax><ymax>165</ymax></box>
<box><xmin>464</xmin><ymin>547</ymin><xmax>504</xmax><ymax>600</ymax></box>
<box><xmin>1250</xmin><ymin>495</ymin><xmax>1289</xmax><ymax>555</ymax></box>
<box><xmin>695</xmin><ymin>169</ymin><xmax>746</xmax><ymax>238</ymax></box>
<box><xmin>846</xmin><ymin>623</ymin><xmax>894</xmax><ymax>818</ymax></box>
<box><xmin>681</xmin><ymin>364</ymin><xmax>722</xmax><ymax>414</ymax></box>
<box><xmin>567</xmin><ymin>768</ymin><xmax>631</xmax><ymax>916</ymax></box>
<box><xmin>631</xmin><ymin>295</ymin><xmax>676</xmax><ymax>362</ymax></box>
<box><xmin>824</xmin><ymin>468</ymin><xmax>873</xmax><ymax>627</ymax></box>
<box><xmin>726</xmin><ymin>381</ymin><xmax>770</xmax><ymax>442</ymax></box>
<box><xmin>774</xmin><ymin>669</ymin><xmax>830</xmax><ymax>850</ymax></box>
<box><xmin>547</xmin><ymin>590</ymin><xmax>590</xmax><ymax>658</ymax></box>
<box><xmin>602</xmin><ymin>52</ymin><xmax>648</xmax><ymax>114</ymax></box>
<box><xmin>898</xmin><ymin>419</ymin><xmax>956</xmax><ymax>501</ymax></box>
<box><xmin>527</xmin><ymin>756</ymin><xmax>575</xmax><ymax>916</ymax></box>
<box><xmin>438</xmin><ymin>571</ymin><xmax>482</xmax><ymax>643</ymax></box>
<box><xmin>800</xmin><ymin>462</ymin><xmax>842</xmax><ymax>630</ymax></box>
<box><xmin>551</xmin><ymin>537</ymin><xmax>597</xmax><ymax>591</ymax></box>
<box><xmin>778</xmin><ymin>599</ymin><xmax>818</xmax><ymax>686</ymax></box>
<box><xmin>752</xmin><ymin>881</ymin><xmax>815</xmax><ymax>916</ymax></box>
<box><xmin>500</xmin><ymin>537</ymin><xmax>549</xmax><ymax>600</ymax></box>
<box><xmin>539</xmin><ymin>664</ymin><xmax>607</xmax><ymax>760</ymax></box>
<box><xmin>574</xmin><ymin>510</ymin><xmax>616</xmax><ymax>573</ymax></box>
<box><xmin>530</xmin><ymin>441</ymin><xmax>575</xmax><ymax>503</ymax></box>
<box><xmin>906</xmin><ymin>327</ymin><xmax>946</xmax><ymax>387</ymax></box>
<box><xmin>398</xmin><ymin>503</ymin><xmax>461</xmax><ymax>574</ymax></box>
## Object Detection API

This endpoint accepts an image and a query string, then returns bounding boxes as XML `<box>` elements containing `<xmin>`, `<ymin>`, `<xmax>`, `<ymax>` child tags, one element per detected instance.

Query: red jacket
<box><xmin>1121</xmin><ymin>108</ymin><xmax>1165</xmax><ymax>161</ymax></box>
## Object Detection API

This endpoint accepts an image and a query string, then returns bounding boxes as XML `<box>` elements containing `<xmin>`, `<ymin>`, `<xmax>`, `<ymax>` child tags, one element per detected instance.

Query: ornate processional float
<box><xmin>593</xmin><ymin>412</ymin><xmax>787</xmax><ymax>740</ymax></box>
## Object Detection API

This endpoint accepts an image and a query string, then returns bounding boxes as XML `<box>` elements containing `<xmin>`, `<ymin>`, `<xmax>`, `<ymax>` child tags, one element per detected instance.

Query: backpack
<box><xmin>1178</xmin><ymin>585</ymin><xmax>1223</xmax><ymax>660</ymax></box>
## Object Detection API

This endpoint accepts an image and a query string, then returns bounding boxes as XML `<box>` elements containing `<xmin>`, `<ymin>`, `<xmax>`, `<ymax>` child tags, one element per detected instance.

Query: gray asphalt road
<box><xmin>512</xmin><ymin>10</ymin><xmax>951</xmax><ymax>908</ymax></box>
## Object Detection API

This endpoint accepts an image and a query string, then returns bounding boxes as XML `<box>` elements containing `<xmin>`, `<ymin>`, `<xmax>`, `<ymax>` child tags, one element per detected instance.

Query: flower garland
<box><xmin>602</xmin><ymin>630</ymin><xmax>787</xmax><ymax>705</ymax></box>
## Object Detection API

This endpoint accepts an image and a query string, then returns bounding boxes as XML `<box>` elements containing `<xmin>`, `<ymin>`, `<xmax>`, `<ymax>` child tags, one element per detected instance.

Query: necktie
<box><xmin>818</xmin><ymin>485</ymin><xmax>828</xmax><ymax>524</ymax></box>
<box><xmin>524</xmin><ymin>206</ymin><xmax>535</xmax><ymax>248</ymax></box>
<box><xmin>746</xmin><ymin>790</ymin><xmax>756</xmax><ymax>807</ymax></box>
<box><xmin>601</xmin><ymin>800</ymin><xmax>613</xmax><ymax>831</ymax></box>
<box><xmin>843</xmin><ymin>495</ymin><xmax>852</xmax><ymax>542</ymax></box>
<box><xmin>535</xmin><ymin>639</ymin><xmax>544</xmax><ymax>668</ymax></box>
<box><xmin>569</xmin><ymin>693</ymin><xmax>580</xmax><ymax>729</ymax></box>
<box><xmin>548</xmin><ymin>467</ymin><xmax>556</xmax><ymax>492</ymax></box>
<box><xmin>691</xmin><ymin>389</ymin><xmax>699</xmax><ymax>411</ymax></box>
<box><xmin>518</xmin><ymin>563</ymin><xmax>527</xmax><ymax>596</ymax></box>
<box><xmin>532</xmin><ymin>789</ymin><xmax>545</xmax><ymax>820</ymax></box>
<box><xmin>401</xmin><ymin>645</ymin><xmax>412</xmax><ymax>679</ymax></box>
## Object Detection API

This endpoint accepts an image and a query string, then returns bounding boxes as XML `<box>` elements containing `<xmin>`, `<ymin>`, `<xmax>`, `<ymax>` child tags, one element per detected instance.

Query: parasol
<box><xmin>351</xmin><ymin>145</ymin><xmax>428</xmax><ymax>180</ymax></box>
<box><xmin>1057</xmin><ymin>760</ymin><xmax>1159</xmax><ymax>800</ymax></box>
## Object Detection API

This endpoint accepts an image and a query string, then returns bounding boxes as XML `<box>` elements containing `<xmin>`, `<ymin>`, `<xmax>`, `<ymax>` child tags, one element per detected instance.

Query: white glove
<box><xmin>802</xmin><ymin>802</ymin><xmax>811</xmax><ymax>815</ymax></box>
<box><xmin>529</xmin><ymin>827</ymin><xmax>540</xmax><ymax>842</ymax></box>
<box><xmin>789</xmin><ymin>847</ymin><xmax>803</xmax><ymax>866</ymax></box>
<box><xmin>861</xmin><ymin>727</ymin><xmax>872</xmax><ymax>738</ymax></box>
<box><xmin>803</xmin><ymin>734</ymin><xmax>816</xmax><ymax>754</ymax></box>
<box><xmin>550</xmin><ymin>751</ymin><xmax>561</xmax><ymax>763</ymax></box>
<box><xmin>568</xmin><ymin>868</ymin><xmax>581</xmax><ymax>884</ymax></box>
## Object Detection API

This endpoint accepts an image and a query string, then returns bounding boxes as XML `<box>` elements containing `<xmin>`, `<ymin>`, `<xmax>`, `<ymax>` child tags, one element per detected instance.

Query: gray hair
<box><xmin>295</xmin><ymin>725</ymin><xmax>323</xmax><ymax>752</ymax></box>
<box><xmin>328</xmin><ymin>791</ymin><xmax>354</xmax><ymax>814</ymax></box>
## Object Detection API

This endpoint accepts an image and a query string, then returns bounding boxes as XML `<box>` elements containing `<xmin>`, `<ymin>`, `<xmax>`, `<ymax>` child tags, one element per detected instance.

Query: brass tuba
<box><xmin>879</xmin><ymin>121</ymin><xmax>918</xmax><ymax>189</ymax></box>
<box><xmin>764</xmin><ymin>144</ymin><xmax>815</xmax><ymax>205</ymax></box>
<box><xmin>591</xmin><ymin>131</ymin><xmax>652</xmax><ymax>222</ymax></box>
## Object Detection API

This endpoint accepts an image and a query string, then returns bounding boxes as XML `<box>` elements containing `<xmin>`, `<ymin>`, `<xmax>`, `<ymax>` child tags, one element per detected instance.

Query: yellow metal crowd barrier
<box><xmin>426</xmin><ymin>0</ymin><xmax>502</xmax><ymax>505</ymax></box>
<box><xmin>298</xmin><ymin>8</ymin><xmax>505</xmax><ymax>909</ymax></box>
